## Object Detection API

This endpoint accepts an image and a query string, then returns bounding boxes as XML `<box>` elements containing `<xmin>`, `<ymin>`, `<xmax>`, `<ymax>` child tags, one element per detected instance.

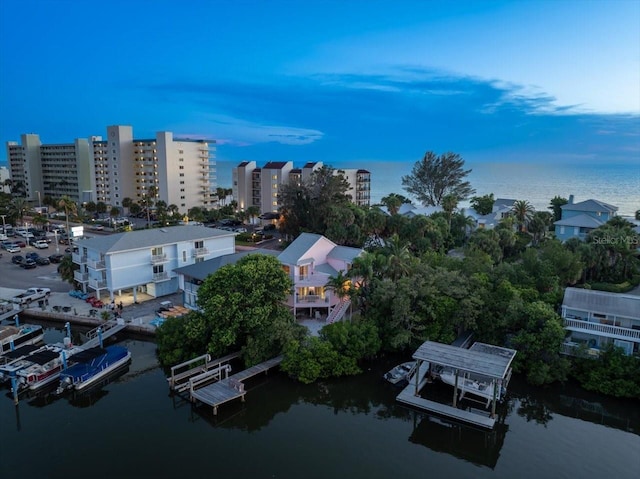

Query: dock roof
<box><xmin>413</xmin><ymin>341</ymin><xmax>516</xmax><ymax>379</ymax></box>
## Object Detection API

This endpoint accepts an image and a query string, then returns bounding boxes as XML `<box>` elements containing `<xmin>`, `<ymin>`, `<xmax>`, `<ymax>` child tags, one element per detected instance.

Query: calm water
<box><xmin>1</xmin><ymin>324</ymin><xmax>638</xmax><ymax>479</ymax></box>
<box><xmin>217</xmin><ymin>160</ymin><xmax>640</xmax><ymax>216</ymax></box>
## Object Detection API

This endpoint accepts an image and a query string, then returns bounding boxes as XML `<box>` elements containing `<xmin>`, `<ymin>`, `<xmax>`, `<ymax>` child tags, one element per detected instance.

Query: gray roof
<box><xmin>314</xmin><ymin>263</ymin><xmax>338</xmax><ymax>276</ymax></box>
<box><xmin>494</xmin><ymin>198</ymin><xmax>517</xmax><ymax>208</ymax></box>
<box><xmin>563</xmin><ymin>287</ymin><xmax>640</xmax><ymax>320</ymax></box>
<box><xmin>174</xmin><ymin>249</ymin><xmax>280</xmax><ymax>281</ymax></box>
<box><xmin>277</xmin><ymin>233</ymin><xmax>326</xmax><ymax>265</ymax></box>
<box><xmin>413</xmin><ymin>341</ymin><xmax>517</xmax><ymax>379</ymax></box>
<box><xmin>327</xmin><ymin>245</ymin><xmax>363</xmax><ymax>263</ymax></box>
<box><xmin>74</xmin><ymin>226</ymin><xmax>234</xmax><ymax>254</ymax></box>
<box><xmin>554</xmin><ymin>213</ymin><xmax>605</xmax><ymax>228</ymax></box>
<box><xmin>562</xmin><ymin>199</ymin><xmax>618</xmax><ymax>213</ymax></box>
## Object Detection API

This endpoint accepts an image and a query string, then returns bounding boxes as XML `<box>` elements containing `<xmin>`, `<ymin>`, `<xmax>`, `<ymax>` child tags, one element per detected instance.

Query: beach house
<box><xmin>554</xmin><ymin>196</ymin><xmax>618</xmax><ymax>241</ymax></box>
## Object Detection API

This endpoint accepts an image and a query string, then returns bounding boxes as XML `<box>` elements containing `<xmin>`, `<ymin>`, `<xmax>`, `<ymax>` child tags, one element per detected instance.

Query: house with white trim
<box><xmin>278</xmin><ymin>233</ymin><xmax>363</xmax><ymax>321</ymax></box>
<box><xmin>173</xmin><ymin>233</ymin><xmax>363</xmax><ymax>323</ymax></box>
<box><xmin>561</xmin><ymin>287</ymin><xmax>640</xmax><ymax>356</ymax></box>
<box><xmin>72</xmin><ymin>226</ymin><xmax>235</xmax><ymax>301</ymax></box>
<box><xmin>554</xmin><ymin>196</ymin><xmax>618</xmax><ymax>242</ymax></box>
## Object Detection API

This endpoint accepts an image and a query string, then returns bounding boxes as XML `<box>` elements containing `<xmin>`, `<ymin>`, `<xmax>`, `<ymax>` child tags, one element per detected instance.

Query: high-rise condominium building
<box><xmin>5</xmin><ymin>126</ymin><xmax>216</xmax><ymax>212</ymax></box>
<box><xmin>232</xmin><ymin>161</ymin><xmax>370</xmax><ymax>215</ymax></box>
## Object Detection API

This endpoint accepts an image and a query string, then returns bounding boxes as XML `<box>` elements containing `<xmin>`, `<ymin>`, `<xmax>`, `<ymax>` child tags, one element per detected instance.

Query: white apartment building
<box><xmin>72</xmin><ymin>225</ymin><xmax>235</xmax><ymax>300</ymax></box>
<box><xmin>232</xmin><ymin>160</ymin><xmax>370</xmax><ymax>215</ymax></box>
<box><xmin>5</xmin><ymin>126</ymin><xmax>216</xmax><ymax>213</ymax></box>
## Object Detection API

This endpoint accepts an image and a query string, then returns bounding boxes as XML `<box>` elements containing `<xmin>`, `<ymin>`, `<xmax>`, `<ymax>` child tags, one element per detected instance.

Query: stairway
<box><xmin>327</xmin><ymin>299</ymin><xmax>350</xmax><ymax>324</ymax></box>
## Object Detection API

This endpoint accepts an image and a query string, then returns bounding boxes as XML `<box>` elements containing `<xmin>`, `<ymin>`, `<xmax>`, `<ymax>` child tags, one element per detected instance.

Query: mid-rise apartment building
<box><xmin>232</xmin><ymin>160</ymin><xmax>370</xmax><ymax>215</ymax></box>
<box><xmin>5</xmin><ymin>126</ymin><xmax>216</xmax><ymax>212</ymax></box>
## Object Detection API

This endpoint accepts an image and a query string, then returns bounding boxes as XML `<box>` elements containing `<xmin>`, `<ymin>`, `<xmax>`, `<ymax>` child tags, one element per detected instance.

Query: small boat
<box><xmin>384</xmin><ymin>361</ymin><xmax>416</xmax><ymax>385</ymax></box>
<box><xmin>16</xmin><ymin>344</ymin><xmax>85</xmax><ymax>390</ymax></box>
<box><xmin>56</xmin><ymin>345</ymin><xmax>131</xmax><ymax>393</ymax></box>
<box><xmin>439</xmin><ymin>370</ymin><xmax>505</xmax><ymax>407</ymax></box>
<box><xmin>0</xmin><ymin>324</ymin><xmax>44</xmax><ymax>355</ymax></box>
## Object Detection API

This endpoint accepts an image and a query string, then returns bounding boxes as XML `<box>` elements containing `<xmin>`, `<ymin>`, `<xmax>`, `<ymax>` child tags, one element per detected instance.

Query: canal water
<box><xmin>1</xmin><ymin>325</ymin><xmax>638</xmax><ymax>479</ymax></box>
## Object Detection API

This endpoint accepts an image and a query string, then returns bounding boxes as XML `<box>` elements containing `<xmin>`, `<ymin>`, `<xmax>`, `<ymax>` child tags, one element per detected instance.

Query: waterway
<box><xmin>1</xmin><ymin>324</ymin><xmax>638</xmax><ymax>479</ymax></box>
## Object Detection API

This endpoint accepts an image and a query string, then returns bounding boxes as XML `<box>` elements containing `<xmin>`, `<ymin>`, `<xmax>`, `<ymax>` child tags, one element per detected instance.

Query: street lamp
<box><xmin>0</xmin><ymin>214</ymin><xmax>6</xmax><ymax>233</ymax></box>
<box><xmin>35</xmin><ymin>191</ymin><xmax>42</xmax><ymax>209</ymax></box>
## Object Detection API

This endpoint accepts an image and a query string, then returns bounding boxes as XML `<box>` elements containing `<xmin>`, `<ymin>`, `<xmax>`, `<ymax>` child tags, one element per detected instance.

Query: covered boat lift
<box><xmin>397</xmin><ymin>341</ymin><xmax>516</xmax><ymax>429</ymax></box>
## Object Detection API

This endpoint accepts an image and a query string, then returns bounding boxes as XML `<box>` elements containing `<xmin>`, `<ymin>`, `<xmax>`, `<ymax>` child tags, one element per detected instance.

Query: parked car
<box><xmin>6</xmin><ymin>245</ymin><xmax>21</xmax><ymax>253</ymax></box>
<box><xmin>20</xmin><ymin>259</ymin><xmax>37</xmax><ymax>269</ymax></box>
<box><xmin>26</xmin><ymin>252</ymin><xmax>40</xmax><ymax>260</ymax></box>
<box><xmin>14</xmin><ymin>239</ymin><xmax>27</xmax><ymax>248</ymax></box>
<box><xmin>11</xmin><ymin>255</ymin><xmax>25</xmax><ymax>264</ymax></box>
<box><xmin>1</xmin><ymin>241</ymin><xmax>13</xmax><ymax>250</ymax></box>
<box><xmin>48</xmin><ymin>253</ymin><xmax>64</xmax><ymax>263</ymax></box>
<box><xmin>234</xmin><ymin>227</ymin><xmax>247</xmax><ymax>233</ymax></box>
<box><xmin>33</xmin><ymin>240</ymin><xmax>49</xmax><ymax>249</ymax></box>
<box><xmin>35</xmin><ymin>256</ymin><xmax>51</xmax><ymax>265</ymax></box>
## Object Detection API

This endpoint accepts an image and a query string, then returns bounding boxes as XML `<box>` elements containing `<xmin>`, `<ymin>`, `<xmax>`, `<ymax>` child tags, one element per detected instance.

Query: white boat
<box><xmin>384</xmin><ymin>361</ymin><xmax>416</xmax><ymax>385</ymax></box>
<box><xmin>0</xmin><ymin>324</ymin><xmax>44</xmax><ymax>355</ymax></box>
<box><xmin>439</xmin><ymin>370</ymin><xmax>505</xmax><ymax>407</ymax></box>
<box><xmin>16</xmin><ymin>344</ymin><xmax>85</xmax><ymax>390</ymax></box>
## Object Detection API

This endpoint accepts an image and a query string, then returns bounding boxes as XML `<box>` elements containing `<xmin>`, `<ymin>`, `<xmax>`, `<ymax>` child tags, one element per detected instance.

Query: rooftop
<box><xmin>562</xmin><ymin>199</ymin><xmax>618</xmax><ymax>213</ymax></box>
<box><xmin>174</xmin><ymin>249</ymin><xmax>280</xmax><ymax>281</ymax></box>
<box><xmin>413</xmin><ymin>341</ymin><xmax>517</xmax><ymax>379</ymax></box>
<box><xmin>554</xmin><ymin>213</ymin><xmax>606</xmax><ymax>228</ymax></box>
<box><xmin>563</xmin><ymin>287</ymin><xmax>640</xmax><ymax>320</ymax></box>
<box><xmin>74</xmin><ymin>225</ymin><xmax>234</xmax><ymax>254</ymax></box>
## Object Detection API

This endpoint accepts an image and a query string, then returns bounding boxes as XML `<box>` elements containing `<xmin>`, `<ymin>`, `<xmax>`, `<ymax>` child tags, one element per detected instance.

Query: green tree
<box><xmin>122</xmin><ymin>197</ymin><xmax>133</xmax><ymax>216</ymax></box>
<box><xmin>380</xmin><ymin>193</ymin><xmax>410</xmax><ymax>215</ymax></box>
<box><xmin>58</xmin><ymin>196</ymin><xmax>77</xmax><ymax>237</ymax></box>
<box><xmin>8</xmin><ymin>198</ymin><xmax>30</xmax><ymax>226</ymax></box>
<box><xmin>195</xmin><ymin>254</ymin><xmax>303</xmax><ymax>365</ymax></box>
<box><xmin>512</xmin><ymin>199</ymin><xmax>535</xmax><ymax>232</ymax></box>
<box><xmin>96</xmin><ymin>201</ymin><xmax>107</xmax><ymax>215</ymax></box>
<box><xmin>57</xmin><ymin>255</ymin><xmax>78</xmax><ymax>284</ymax></box>
<box><xmin>470</xmin><ymin>193</ymin><xmax>495</xmax><ymax>215</ymax></box>
<box><xmin>548</xmin><ymin>196</ymin><xmax>568</xmax><ymax>222</ymax></box>
<box><xmin>401</xmin><ymin>151</ymin><xmax>475</xmax><ymax>206</ymax></box>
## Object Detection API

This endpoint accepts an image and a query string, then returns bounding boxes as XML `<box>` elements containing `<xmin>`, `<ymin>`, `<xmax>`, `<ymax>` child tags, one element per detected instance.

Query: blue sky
<box><xmin>1</xmin><ymin>0</ymin><xmax>639</xmax><ymax>167</ymax></box>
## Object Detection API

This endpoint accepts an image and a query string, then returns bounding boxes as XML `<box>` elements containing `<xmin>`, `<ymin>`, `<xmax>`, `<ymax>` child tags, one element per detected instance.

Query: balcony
<box><xmin>563</xmin><ymin>318</ymin><xmax>640</xmax><ymax>342</ymax></box>
<box><xmin>192</xmin><ymin>247</ymin><xmax>209</xmax><ymax>257</ymax></box>
<box><xmin>74</xmin><ymin>271</ymin><xmax>88</xmax><ymax>283</ymax></box>
<box><xmin>87</xmin><ymin>259</ymin><xmax>106</xmax><ymax>270</ymax></box>
<box><xmin>151</xmin><ymin>254</ymin><xmax>167</xmax><ymax>264</ymax></box>
<box><xmin>152</xmin><ymin>271</ymin><xmax>169</xmax><ymax>282</ymax></box>
<box><xmin>560</xmin><ymin>342</ymin><xmax>601</xmax><ymax>357</ymax></box>
<box><xmin>89</xmin><ymin>278</ymin><xmax>107</xmax><ymax>289</ymax></box>
<box><xmin>72</xmin><ymin>253</ymin><xmax>86</xmax><ymax>264</ymax></box>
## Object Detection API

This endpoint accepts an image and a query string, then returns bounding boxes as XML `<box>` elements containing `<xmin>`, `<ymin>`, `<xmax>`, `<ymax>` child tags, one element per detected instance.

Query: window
<box><xmin>153</xmin><ymin>265</ymin><xmax>164</xmax><ymax>274</ymax></box>
<box><xmin>180</xmin><ymin>173</ymin><xmax>184</xmax><ymax>177</ymax></box>
<box><xmin>195</xmin><ymin>257</ymin><xmax>204</xmax><ymax>263</ymax></box>
<box><xmin>195</xmin><ymin>240</ymin><xmax>204</xmax><ymax>249</ymax></box>
<box><xmin>179</xmin><ymin>166</ymin><xmax>184</xmax><ymax>170</ymax></box>
<box><xmin>182</xmin><ymin>251</ymin><xmax>187</xmax><ymax>262</ymax></box>
<box><xmin>152</xmin><ymin>247</ymin><xmax>163</xmax><ymax>256</ymax></box>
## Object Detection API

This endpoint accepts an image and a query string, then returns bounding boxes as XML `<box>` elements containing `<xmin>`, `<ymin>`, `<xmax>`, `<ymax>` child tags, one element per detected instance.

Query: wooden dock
<box><xmin>168</xmin><ymin>351</ymin><xmax>240</xmax><ymax>391</ymax></box>
<box><xmin>190</xmin><ymin>355</ymin><xmax>283</xmax><ymax>415</ymax></box>
<box><xmin>82</xmin><ymin>320</ymin><xmax>127</xmax><ymax>348</ymax></box>
<box><xmin>396</xmin><ymin>385</ymin><xmax>496</xmax><ymax>429</ymax></box>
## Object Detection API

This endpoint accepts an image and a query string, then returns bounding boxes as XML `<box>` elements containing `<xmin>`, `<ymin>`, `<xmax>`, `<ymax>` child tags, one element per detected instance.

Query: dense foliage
<box><xmin>401</xmin><ymin>151</ymin><xmax>475</xmax><ymax>206</ymax></box>
<box><xmin>572</xmin><ymin>346</ymin><xmax>640</xmax><ymax>399</ymax></box>
<box><xmin>156</xmin><ymin>254</ymin><xmax>306</xmax><ymax>367</ymax></box>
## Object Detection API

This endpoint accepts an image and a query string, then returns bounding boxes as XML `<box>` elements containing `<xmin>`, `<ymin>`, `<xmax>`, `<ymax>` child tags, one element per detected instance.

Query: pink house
<box><xmin>277</xmin><ymin>233</ymin><xmax>363</xmax><ymax>321</ymax></box>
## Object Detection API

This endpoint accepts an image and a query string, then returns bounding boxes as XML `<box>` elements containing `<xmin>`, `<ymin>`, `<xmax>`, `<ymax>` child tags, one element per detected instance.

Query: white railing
<box><xmin>192</xmin><ymin>247</ymin><xmax>209</xmax><ymax>257</ymax></box>
<box><xmin>73</xmin><ymin>271</ymin><xmax>88</xmax><ymax>282</ymax></box>
<box><xmin>87</xmin><ymin>259</ymin><xmax>106</xmax><ymax>270</ymax></box>
<box><xmin>560</xmin><ymin>342</ymin><xmax>601</xmax><ymax>357</ymax></box>
<box><xmin>296</xmin><ymin>294</ymin><xmax>329</xmax><ymax>304</ymax></box>
<box><xmin>89</xmin><ymin>278</ymin><xmax>107</xmax><ymax>289</ymax></box>
<box><xmin>152</xmin><ymin>271</ymin><xmax>169</xmax><ymax>282</ymax></box>
<box><xmin>563</xmin><ymin>318</ymin><xmax>640</xmax><ymax>341</ymax></box>
<box><xmin>327</xmin><ymin>299</ymin><xmax>351</xmax><ymax>324</ymax></box>
<box><xmin>151</xmin><ymin>254</ymin><xmax>167</xmax><ymax>264</ymax></box>
<box><xmin>72</xmin><ymin>253</ymin><xmax>86</xmax><ymax>264</ymax></box>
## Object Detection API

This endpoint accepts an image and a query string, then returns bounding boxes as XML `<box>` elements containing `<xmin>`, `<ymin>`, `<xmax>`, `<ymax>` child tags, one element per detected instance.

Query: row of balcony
<box><xmin>563</xmin><ymin>318</ymin><xmax>640</xmax><ymax>341</ymax></box>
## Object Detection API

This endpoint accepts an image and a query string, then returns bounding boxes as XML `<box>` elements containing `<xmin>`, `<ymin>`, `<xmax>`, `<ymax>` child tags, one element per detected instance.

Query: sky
<box><xmin>1</xmin><ymin>0</ymin><xmax>639</xmax><ymax>168</ymax></box>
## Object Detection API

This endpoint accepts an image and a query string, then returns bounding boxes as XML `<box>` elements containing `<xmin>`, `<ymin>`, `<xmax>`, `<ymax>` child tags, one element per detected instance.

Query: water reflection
<box><xmin>408</xmin><ymin>410</ymin><xmax>509</xmax><ymax>469</ymax></box>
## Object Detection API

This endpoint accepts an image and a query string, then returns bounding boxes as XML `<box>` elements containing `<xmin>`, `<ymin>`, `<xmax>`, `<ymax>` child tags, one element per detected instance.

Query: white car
<box><xmin>6</xmin><ymin>245</ymin><xmax>21</xmax><ymax>253</ymax></box>
<box><xmin>0</xmin><ymin>233</ymin><xmax>7</xmax><ymax>241</ymax></box>
<box><xmin>33</xmin><ymin>240</ymin><xmax>49</xmax><ymax>249</ymax></box>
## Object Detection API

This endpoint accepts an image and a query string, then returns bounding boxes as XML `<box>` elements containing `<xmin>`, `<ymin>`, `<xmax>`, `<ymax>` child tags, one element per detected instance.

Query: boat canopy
<box><xmin>1</xmin><ymin>344</ymin><xmax>42</xmax><ymax>360</ymax></box>
<box><xmin>71</xmin><ymin>347</ymin><xmax>108</xmax><ymax>363</ymax></box>
<box><xmin>28</xmin><ymin>350</ymin><xmax>61</xmax><ymax>365</ymax></box>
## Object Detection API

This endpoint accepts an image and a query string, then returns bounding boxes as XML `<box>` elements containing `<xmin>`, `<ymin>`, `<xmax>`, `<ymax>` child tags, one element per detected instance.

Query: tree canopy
<box><xmin>402</xmin><ymin>151</ymin><xmax>475</xmax><ymax>206</ymax></box>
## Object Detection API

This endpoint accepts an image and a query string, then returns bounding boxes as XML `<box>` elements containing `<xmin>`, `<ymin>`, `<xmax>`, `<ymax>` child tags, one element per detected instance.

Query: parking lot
<box><xmin>0</xmin><ymin>240</ymin><xmax>71</xmax><ymax>293</ymax></box>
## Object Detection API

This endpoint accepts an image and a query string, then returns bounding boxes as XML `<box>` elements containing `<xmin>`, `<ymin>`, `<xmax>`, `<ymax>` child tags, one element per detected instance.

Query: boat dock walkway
<box><xmin>396</xmin><ymin>385</ymin><xmax>496</xmax><ymax>429</ymax></box>
<box><xmin>190</xmin><ymin>355</ymin><xmax>283</xmax><ymax>415</ymax></box>
<box><xmin>82</xmin><ymin>320</ymin><xmax>126</xmax><ymax>348</ymax></box>
<box><xmin>168</xmin><ymin>351</ymin><xmax>241</xmax><ymax>392</ymax></box>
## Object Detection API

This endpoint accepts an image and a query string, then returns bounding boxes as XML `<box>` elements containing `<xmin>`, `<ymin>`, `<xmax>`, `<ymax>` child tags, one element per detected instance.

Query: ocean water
<box><xmin>217</xmin><ymin>160</ymin><xmax>639</xmax><ymax>217</ymax></box>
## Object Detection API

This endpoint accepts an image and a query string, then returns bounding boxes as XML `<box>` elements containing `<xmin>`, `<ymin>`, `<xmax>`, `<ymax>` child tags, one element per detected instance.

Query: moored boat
<box><xmin>16</xmin><ymin>344</ymin><xmax>85</xmax><ymax>390</ymax></box>
<box><xmin>0</xmin><ymin>324</ymin><xmax>44</xmax><ymax>355</ymax></box>
<box><xmin>384</xmin><ymin>361</ymin><xmax>416</xmax><ymax>385</ymax></box>
<box><xmin>56</xmin><ymin>345</ymin><xmax>131</xmax><ymax>393</ymax></box>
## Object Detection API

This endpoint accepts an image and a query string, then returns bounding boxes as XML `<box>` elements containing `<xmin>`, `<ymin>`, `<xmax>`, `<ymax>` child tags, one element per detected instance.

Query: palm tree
<box><xmin>512</xmin><ymin>199</ymin><xmax>535</xmax><ymax>232</ymax></box>
<box><xmin>142</xmin><ymin>186</ymin><xmax>157</xmax><ymax>228</ymax></box>
<box><xmin>325</xmin><ymin>271</ymin><xmax>354</xmax><ymax>319</ymax></box>
<box><xmin>441</xmin><ymin>193</ymin><xmax>458</xmax><ymax>233</ymax></box>
<box><xmin>122</xmin><ymin>197</ymin><xmax>133</xmax><ymax>217</ymax></box>
<box><xmin>109</xmin><ymin>206</ymin><xmax>120</xmax><ymax>226</ymax></box>
<box><xmin>246</xmin><ymin>206</ymin><xmax>260</xmax><ymax>225</ymax></box>
<box><xmin>3</xmin><ymin>179</ymin><xmax>13</xmax><ymax>194</ymax></box>
<box><xmin>382</xmin><ymin>234</ymin><xmax>415</xmax><ymax>280</ymax></box>
<box><xmin>58</xmin><ymin>196</ymin><xmax>77</xmax><ymax>237</ymax></box>
<box><xmin>9</xmin><ymin>198</ymin><xmax>30</xmax><ymax>226</ymax></box>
